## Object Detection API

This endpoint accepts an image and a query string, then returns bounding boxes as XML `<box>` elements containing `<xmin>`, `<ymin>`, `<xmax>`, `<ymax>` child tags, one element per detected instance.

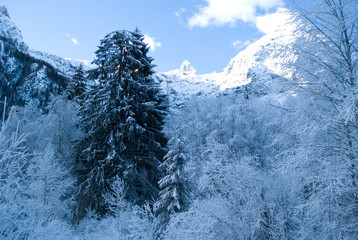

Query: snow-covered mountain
<box><xmin>0</xmin><ymin>4</ymin><xmax>298</xmax><ymax>111</ymax></box>
<box><xmin>0</xmin><ymin>6</ymin><xmax>26</xmax><ymax>50</ymax></box>
<box><xmin>218</xmin><ymin>8</ymin><xmax>297</xmax><ymax>90</ymax></box>
<box><xmin>155</xmin><ymin>60</ymin><xmax>219</xmax><ymax>105</ymax></box>
<box><xmin>159</xmin><ymin>8</ymin><xmax>297</xmax><ymax>100</ymax></box>
<box><xmin>0</xmin><ymin>5</ymin><xmax>80</xmax><ymax>110</ymax></box>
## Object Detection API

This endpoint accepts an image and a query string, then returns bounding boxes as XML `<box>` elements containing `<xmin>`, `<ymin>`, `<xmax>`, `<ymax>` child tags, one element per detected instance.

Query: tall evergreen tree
<box><xmin>67</xmin><ymin>64</ymin><xmax>87</xmax><ymax>103</ymax></box>
<box><xmin>74</xmin><ymin>29</ymin><xmax>167</xmax><ymax>219</ymax></box>
<box><xmin>154</xmin><ymin>126</ymin><xmax>185</xmax><ymax>236</ymax></box>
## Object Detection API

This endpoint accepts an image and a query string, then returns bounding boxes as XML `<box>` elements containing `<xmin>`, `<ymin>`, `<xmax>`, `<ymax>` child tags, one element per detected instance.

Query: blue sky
<box><xmin>0</xmin><ymin>0</ymin><xmax>301</xmax><ymax>74</ymax></box>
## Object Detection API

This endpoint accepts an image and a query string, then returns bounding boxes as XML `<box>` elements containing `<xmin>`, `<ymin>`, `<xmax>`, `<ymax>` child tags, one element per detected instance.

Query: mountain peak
<box><xmin>179</xmin><ymin>60</ymin><xmax>197</xmax><ymax>75</ymax></box>
<box><xmin>218</xmin><ymin>9</ymin><xmax>297</xmax><ymax>89</ymax></box>
<box><xmin>0</xmin><ymin>5</ymin><xmax>24</xmax><ymax>48</ymax></box>
<box><xmin>0</xmin><ymin>6</ymin><xmax>10</xmax><ymax>18</ymax></box>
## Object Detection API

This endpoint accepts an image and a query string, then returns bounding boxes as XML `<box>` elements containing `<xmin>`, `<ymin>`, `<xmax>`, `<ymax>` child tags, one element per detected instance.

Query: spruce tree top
<box><xmin>91</xmin><ymin>29</ymin><xmax>155</xmax><ymax>83</ymax></box>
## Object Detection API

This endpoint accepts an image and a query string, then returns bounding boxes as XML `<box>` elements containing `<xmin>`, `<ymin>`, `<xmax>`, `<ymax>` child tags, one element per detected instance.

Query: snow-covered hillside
<box><xmin>156</xmin><ymin>60</ymin><xmax>219</xmax><ymax>105</ymax></box>
<box><xmin>1</xmin><ymin>4</ymin><xmax>298</xmax><ymax>110</ymax></box>
<box><xmin>0</xmin><ymin>6</ymin><xmax>26</xmax><ymax>50</ymax></box>
<box><xmin>0</xmin><ymin>6</ymin><xmax>83</xmax><ymax>110</ymax></box>
<box><xmin>219</xmin><ymin>8</ymin><xmax>297</xmax><ymax>89</ymax></box>
<box><xmin>0</xmin><ymin>6</ymin><xmax>81</xmax><ymax>76</ymax></box>
<box><xmin>159</xmin><ymin>8</ymin><xmax>298</xmax><ymax>100</ymax></box>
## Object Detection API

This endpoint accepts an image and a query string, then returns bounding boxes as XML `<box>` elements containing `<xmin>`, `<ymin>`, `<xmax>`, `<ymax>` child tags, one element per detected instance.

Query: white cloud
<box><xmin>63</xmin><ymin>33</ymin><xmax>80</xmax><ymax>46</ymax></box>
<box><xmin>175</xmin><ymin>7</ymin><xmax>187</xmax><ymax>24</ymax></box>
<box><xmin>188</xmin><ymin>0</ymin><xmax>284</xmax><ymax>28</ymax></box>
<box><xmin>71</xmin><ymin>38</ymin><xmax>80</xmax><ymax>45</ymax></box>
<box><xmin>232</xmin><ymin>39</ymin><xmax>252</xmax><ymax>49</ymax></box>
<box><xmin>143</xmin><ymin>34</ymin><xmax>162</xmax><ymax>52</ymax></box>
<box><xmin>255</xmin><ymin>8</ymin><xmax>291</xmax><ymax>34</ymax></box>
<box><xmin>175</xmin><ymin>7</ymin><xmax>186</xmax><ymax>18</ymax></box>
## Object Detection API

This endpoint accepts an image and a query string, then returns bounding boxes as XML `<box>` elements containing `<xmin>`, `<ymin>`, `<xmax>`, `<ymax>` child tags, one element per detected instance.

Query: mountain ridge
<box><xmin>0</xmin><ymin>6</ymin><xmax>81</xmax><ymax>111</ymax></box>
<box><xmin>160</xmin><ymin>8</ymin><xmax>297</xmax><ymax>100</ymax></box>
<box><xmin>0</xmin><ymin>5</ymin><xmax>298</xmax><ymax>109</ymax></box>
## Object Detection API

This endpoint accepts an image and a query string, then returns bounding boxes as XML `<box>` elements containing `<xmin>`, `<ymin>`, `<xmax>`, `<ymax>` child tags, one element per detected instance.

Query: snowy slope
<box><xmin>0</xmin><ymin>6</ymin><xmax>83</xmax><ymax>110</ymax></box>
<box><xmin>0</xmin><ymin>6</ymin><xmax>79</xmax><ymax>76</ymax></box>
<box><xmin>160</xmin><ymin>8</ymin><xmax>298</xmax><ymax>98</ymax></box>
<box><xmin>1</xmin><ymin>4</ymin><xmax>298</xmax><ymax>110</ymax></box>
<box><xmin>0</xmin><ymin>6</ymin><xmax>25</xmax><ymax>50</ymax></box>
<box><xmin>219</xmin><ymin>8</ymin><xmax>297</xmax><ymax>90</ymax></box>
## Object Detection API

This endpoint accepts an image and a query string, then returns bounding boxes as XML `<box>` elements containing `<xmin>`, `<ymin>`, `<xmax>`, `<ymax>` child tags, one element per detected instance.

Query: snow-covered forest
<box><xmin>0</xmin><ymin>0</ymin><xmax>358</xmax><ymax>239</ymax></box>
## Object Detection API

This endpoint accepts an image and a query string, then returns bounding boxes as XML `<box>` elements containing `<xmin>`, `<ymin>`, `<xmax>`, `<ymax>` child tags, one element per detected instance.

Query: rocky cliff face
<box><xmin>0</xmin><ymin>6</ymin><xmax>77</xmax><ymax>112</ymax></box>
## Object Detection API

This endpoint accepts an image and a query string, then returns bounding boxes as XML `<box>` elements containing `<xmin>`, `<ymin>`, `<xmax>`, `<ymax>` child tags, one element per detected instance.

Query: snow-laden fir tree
<box><xmin>67</xmin><ymin>64</ymin><xmax>87</xmax><ymax>103</ymax></box>
<box><xmin>74</xmin><ymin>29</ymin><xmax>167</xmax><ymax>219</ymax></box>
<box><xmin>154</xmin><ymin>125</ymin><xmax>185</xmax><ymax>234</ymax></box>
